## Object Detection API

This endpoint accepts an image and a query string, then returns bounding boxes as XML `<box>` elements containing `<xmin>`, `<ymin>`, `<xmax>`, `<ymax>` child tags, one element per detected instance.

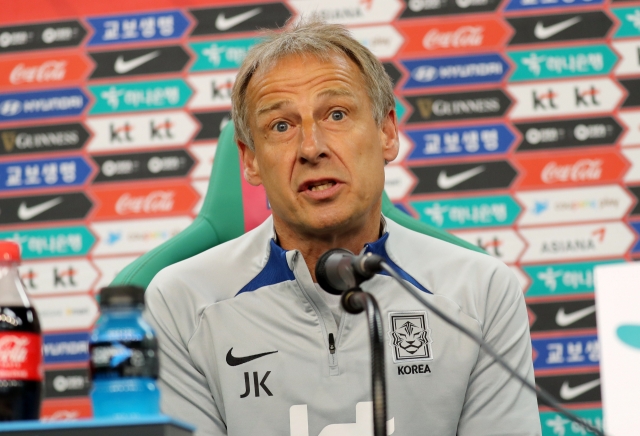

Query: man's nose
<box><xmin>298</xmin><ymin>120</ymin><xmax>329</xmax><ymax>164</ymax></box>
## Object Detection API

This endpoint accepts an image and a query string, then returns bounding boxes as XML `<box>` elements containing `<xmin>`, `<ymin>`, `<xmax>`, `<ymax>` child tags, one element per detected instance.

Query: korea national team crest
<box><xmin>388</xmin><ymin>311</ymin><xmax>433</xmax><ymax>364</ymax></box>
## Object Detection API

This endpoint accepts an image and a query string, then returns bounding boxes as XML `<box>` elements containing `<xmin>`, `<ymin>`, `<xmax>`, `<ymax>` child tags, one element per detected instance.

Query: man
<box><xmin>145</xmin><ymin>19</ymin><xmax>541</xmax><ymax>436</ymax></box>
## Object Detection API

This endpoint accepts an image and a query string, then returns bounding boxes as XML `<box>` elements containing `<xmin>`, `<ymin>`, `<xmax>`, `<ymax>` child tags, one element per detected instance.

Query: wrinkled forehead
<box><xmin>246</xmin><ymin>50</ymin><xmax>363</xmax><ymax>94</ymax></box>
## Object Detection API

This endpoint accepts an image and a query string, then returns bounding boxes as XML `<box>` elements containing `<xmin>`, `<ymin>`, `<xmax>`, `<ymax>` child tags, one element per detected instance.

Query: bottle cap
<box><xmin>98</xmin><ymin>285</ymin><xmax>145</xmax><ymax>308</ymax></box>
<box><xmin>0</xmin><ymin>241</ymin><xmax>20</xmax><ymax>262</ymax></box>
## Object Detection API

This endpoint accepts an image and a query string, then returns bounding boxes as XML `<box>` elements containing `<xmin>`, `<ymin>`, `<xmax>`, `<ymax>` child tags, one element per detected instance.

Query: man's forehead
<box><xmin>246</xmin><ymin>53</ymin><xmax>364</xmax><ymax>112</ymax></box>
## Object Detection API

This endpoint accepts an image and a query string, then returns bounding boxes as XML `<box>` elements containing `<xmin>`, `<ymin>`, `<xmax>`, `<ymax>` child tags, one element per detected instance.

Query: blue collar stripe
<box><xmin>236</xmin><ymin>240</ymin><xmax>295</xmax><ymax>296</ymax></box>
<box><xmin>366</xmin><ymin>233</ymin><xmax>433</xmax><ymax>295</ymax></box>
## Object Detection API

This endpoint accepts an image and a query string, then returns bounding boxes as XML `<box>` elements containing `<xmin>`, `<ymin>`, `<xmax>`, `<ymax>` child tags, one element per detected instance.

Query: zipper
<box><xmin>289</xmin><ymin>251</ymin><xmax>342</xmax><ymax>375</ymax></box>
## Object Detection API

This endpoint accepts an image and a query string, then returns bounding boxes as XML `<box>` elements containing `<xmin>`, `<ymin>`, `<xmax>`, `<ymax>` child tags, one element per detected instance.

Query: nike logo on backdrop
<box><xmin>437</xmin><ymin>166</ymin><xmax>485</xmax><ymax>190</ymax></box>
<box><xmin>17</xmin><ymin>197</ymin><xmax>64</xmax><ymax>221</ymax></box>
<box><xmin>559</xmin><ymin>379</ymin><xmax>601</xmax><ymax>400</ymax></box>
<box><xmin>226</xmin><ymin>348</ymin><xmax>278</xmax><ymax>366</ymax></box>
<box><xmin>534</xmin><ymin>16</ymin><xmax>582</xmax><ymax>40</ymax></box>
<box><xmin>555</xmin><ymin>305</ymin><xmax>596</xmax><ymax>327</ymax></box>
<box><xmin>215</xmin><ymin>8</ymin><xmax>262</xmax><ymax>31</ymax></box>
<box><xmin>114</xmin><ymin>51</ymin><xmax>161</xmax><ymax>74</ymax></box>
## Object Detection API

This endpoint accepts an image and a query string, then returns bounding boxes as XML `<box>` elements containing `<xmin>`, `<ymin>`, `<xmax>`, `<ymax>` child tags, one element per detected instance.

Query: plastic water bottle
<box><xmin>89</xmin><ymin>285</ymin><xmax>159</xmax><ymax>418</ymax></box>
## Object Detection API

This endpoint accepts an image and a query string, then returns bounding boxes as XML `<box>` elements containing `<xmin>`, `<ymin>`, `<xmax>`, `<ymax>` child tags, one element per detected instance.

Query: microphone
<box><xmin>315</xmin><ymin>249</ymin><xmax>384</xmax><ymax>295</ymax></box>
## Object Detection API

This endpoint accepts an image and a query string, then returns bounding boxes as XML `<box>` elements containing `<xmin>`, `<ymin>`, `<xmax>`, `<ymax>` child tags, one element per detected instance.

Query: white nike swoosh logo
<box><xmin>114</xmin><ymin>50</ymin><xmax>161</xmax><ymax>74</ymax></box>
<box><xmin>555</xmin><ymin>305</ymin><xmax>596</xmax><ymax>327</ymax></box>
<box><xmin>17</xmin><ymin>197</ymin><xmax>64</xmax><ymax>221</ymax></box>
<box><xmin>534</xmin><ymin>16</ymin><xmax>582</xmax><ymax>40</ymax></box>
<box><xmin>215</xmin><ymin>8</ymin><xmax>262</xmax><ymax>31</ymax></box>
<box><xmin>437</xmin><ymin>166</ymin><xmax>485</xmax><ymax>190</ymax></box>
<box><xmin>559</xmin><ymin>379</ymin><xmax>600</xmax><ymax>400</ymax></box>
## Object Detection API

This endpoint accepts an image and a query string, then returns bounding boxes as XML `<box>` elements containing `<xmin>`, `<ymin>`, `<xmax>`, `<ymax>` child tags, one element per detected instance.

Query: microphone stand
<box><xmin>341</xmin><ymin>288</ymin><xmax>387</xmax><ymax>436</ymax></box>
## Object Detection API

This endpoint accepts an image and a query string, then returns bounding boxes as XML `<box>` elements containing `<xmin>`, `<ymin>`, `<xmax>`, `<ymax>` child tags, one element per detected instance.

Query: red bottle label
<box><xmin>0</xmin><ymin>332</ymin><xmax>43</xmax><ymax>381</ymax></box>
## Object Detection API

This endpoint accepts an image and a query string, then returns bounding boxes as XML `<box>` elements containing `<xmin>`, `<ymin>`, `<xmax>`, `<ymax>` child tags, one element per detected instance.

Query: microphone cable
<box><xmin>379</xmin><ymin>261</ymin><xmax>605</xmax><ymax>436</ymax></box>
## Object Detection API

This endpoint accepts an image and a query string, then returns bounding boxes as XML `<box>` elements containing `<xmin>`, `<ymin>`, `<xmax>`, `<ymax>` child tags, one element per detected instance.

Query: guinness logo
<box><xmin>416</xmin><ymin>98</ymin><xmax>433</xmax><ymax>118</ymax></box>
<box><xmin>1</xmin><ymin>131</ymin><xmax>16</xmax><ymax>152</ymax></box>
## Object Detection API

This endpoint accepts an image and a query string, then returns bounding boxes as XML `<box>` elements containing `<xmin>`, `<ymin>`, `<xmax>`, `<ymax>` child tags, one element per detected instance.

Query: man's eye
<box><xmin>331</xmin><ymin>111</ymin><xmax>345</xmax><ymax>121</ymax></box>
<box><xmin>274</xmin><ymin>122</ymin><xmax>288</xmax><ymax>132</ymax></box>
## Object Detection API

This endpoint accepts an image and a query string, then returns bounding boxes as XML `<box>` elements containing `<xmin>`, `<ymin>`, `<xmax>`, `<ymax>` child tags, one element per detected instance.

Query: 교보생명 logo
<box><xmin>388</xmin><ymin>311</ymin><xmax>433</xmax><ymax>364</ymax></box>
<box><xmin>504</xmin><ymin>0</ymin><xmax>603</xmax><ymax>12</ymax></box>
<box><xmin>407</xmin><ymin>123</ymin><xmax>515</xmax><ymax>160</ymax></box>
<box><xmin>86</xmin><ymin>11</ymin><xmax>189</xmax><ymax>45</ymax></box>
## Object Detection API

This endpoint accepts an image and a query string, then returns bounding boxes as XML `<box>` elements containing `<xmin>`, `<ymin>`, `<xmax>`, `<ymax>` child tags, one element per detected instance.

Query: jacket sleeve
<box><xmin>457</xmin><ymin>263</ymin><xmax>542</xmax><ymax>436</ymax></box>
<box><xmin>144</xmin><ymin>276</ymin><xmax>227</xmax><ymax>436</ymax></box>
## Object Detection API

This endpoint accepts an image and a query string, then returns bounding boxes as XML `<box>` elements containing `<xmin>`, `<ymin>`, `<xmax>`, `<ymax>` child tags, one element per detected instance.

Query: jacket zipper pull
<box><xmin>328</xmin><ymin>333</ymin><xmax>336</xmax><ymax>354</ymax></box>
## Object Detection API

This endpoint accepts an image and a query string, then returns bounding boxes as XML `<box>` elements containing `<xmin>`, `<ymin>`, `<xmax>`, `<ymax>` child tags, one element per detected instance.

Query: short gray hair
<box><xmin>231</xmin><ymin>18</ymin><xmax>395</xmax><ymax>150</ymax></box>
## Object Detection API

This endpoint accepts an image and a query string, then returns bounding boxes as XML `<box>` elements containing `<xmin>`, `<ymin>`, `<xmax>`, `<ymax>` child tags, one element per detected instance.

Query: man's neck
<box><xmin>273</xmin><ymin>213</ymin><xmax>383</xmax><ymax>282</ymax></box>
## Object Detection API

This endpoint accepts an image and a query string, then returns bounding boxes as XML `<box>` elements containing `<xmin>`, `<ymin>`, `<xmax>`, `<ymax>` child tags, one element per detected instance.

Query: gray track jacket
<box><xmin>144</xmin><ymin>215</ymin><xmax>541</xmax><ymax>436</ymax></box>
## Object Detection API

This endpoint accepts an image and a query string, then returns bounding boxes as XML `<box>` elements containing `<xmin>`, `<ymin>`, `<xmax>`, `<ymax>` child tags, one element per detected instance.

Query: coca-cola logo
<box><xmin>43</xmin><ymin>409</ymin><xmax>80</xmax><ymax>421</ymax></box>
<box><xmin>9</xmin><ymin>60</ymin><xmax>67</xmax><ymax>84</ymax></box>
<box><xmin>423</xmin><ymin>26</ymin><xmax>484</xmax><ymax>50</ymax></box>
<box><xmin>115</xmin><ymin>190</ymin><xmax>176</xmax><ymax>216</ymax></box>
<box><xmin>541</xmin><ymin>159</ymin><xmax>603</xmax><ymax>184</ymax></box>
<box><xmin>0</xmin><ymin>336</ymin><xmax>29</xmax><ymax>367</ymax></box>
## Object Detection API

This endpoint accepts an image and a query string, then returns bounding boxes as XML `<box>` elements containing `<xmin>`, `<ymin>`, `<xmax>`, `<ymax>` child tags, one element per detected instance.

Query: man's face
<box><xmin>239</xmin><ymin>52</ymin><xmax>399</xmax><ymax>236</ymax></box>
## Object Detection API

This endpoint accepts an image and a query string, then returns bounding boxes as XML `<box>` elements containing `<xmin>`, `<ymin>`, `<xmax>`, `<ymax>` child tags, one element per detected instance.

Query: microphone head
<box><xmin>316</xmin><ymin>248</ymin><xmax>354</xmax><ymax>295</ymax></box>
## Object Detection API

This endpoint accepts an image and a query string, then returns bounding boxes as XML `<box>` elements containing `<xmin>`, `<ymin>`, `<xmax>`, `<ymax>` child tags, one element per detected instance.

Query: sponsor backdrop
<box><xmin>1</xmin><ymin>0</ymin><xmax>639</xmax><ymax>431</ymax></box>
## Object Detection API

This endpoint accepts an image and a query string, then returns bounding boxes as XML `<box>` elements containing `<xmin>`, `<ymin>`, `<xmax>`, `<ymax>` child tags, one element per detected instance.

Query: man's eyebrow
<box><xmin>317</xmin><ymin>88</ymin><xmax>356</xmax><ymax>100</ymax></box>
<box><xmin>256</xmin><ymin>99</ymin><xmax>293</xmax><ymax>116</ymax></box>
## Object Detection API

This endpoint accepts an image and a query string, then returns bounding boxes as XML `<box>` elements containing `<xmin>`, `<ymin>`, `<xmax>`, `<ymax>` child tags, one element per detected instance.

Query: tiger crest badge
<box><xmin>388</xmin><ymin>311</ymin><xmax>433</xmax><ymax>363</ymax></box>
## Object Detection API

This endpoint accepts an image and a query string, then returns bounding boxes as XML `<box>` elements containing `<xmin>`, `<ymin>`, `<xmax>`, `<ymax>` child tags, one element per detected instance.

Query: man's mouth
<box><xmin>308</xmin><ymin>181</ymin><xmax>336</xmax><ymax>192</ymax></box>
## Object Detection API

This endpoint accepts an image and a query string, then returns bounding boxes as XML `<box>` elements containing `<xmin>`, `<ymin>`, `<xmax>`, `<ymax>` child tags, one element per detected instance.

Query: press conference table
<box><xmin>0</xmin><ymin>415</ymin><xmax>193</xmax><ymax>435</ymax></box>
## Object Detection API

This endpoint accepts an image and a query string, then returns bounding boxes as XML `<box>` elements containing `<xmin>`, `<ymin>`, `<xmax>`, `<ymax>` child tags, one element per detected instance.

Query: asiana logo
<box><xmin>388</xmin><ymin>311</ymin><xmax>433</xmax><ymax>364</ymax></box>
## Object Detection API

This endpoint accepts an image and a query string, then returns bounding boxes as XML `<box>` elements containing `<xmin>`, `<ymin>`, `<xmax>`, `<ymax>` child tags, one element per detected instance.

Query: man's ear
<box><xmin>380</xmin><ymin>109</ymin><xmax>399</xmax><ymax>163</ymax></box>
<box><xmin>237</xmin><ymin>139</ymin><xmax>263</xmax><ymax>186</ymax></box>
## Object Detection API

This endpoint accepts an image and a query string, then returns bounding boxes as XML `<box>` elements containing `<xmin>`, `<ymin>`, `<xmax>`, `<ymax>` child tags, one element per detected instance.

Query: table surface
<box><xmin>0</xmin><ymin>415</ymin><xmax>194</xmax><ymax>433</ymax></box>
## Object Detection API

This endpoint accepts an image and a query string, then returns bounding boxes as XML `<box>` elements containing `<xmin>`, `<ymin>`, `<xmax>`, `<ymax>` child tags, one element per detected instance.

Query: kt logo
<box><xmin>533</xmin><ymin>90</ymin><xmax>557</xmax><ymax>110</ymax></box>
<box><xmin>575</xmin><ymin>86</ymin><xmax>599</xmax><ymax>107</ymax></box>
<box><xmin>211</xmin><ymin>79</ymin><xmax>233</xmax><ymax>100</ymax></box>
<box><xmin>21</xmin><ymin>269</ymin><xmax>37</xmax><ymax>289</ymax></box>
<box><xmin>54</xmin><ymin>266</ymin><xmax>77</xmax><ymax>287</ymax></box>
<box><xmin>150</xmin><ymin>119</ymin><xmax>173</xmax><ymax>140</ymax></box>
<box><xmin>110</xmin><ymin>122</ymin><xmax>133</xmax><ymax>142</ymax></box>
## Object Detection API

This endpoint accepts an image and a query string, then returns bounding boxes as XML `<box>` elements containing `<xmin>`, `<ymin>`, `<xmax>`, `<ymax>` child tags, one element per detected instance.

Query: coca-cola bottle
<box><xmin>0</xmin><ymin>241</ymin><xmax>43</xmax><ymax>420</ymax></box>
